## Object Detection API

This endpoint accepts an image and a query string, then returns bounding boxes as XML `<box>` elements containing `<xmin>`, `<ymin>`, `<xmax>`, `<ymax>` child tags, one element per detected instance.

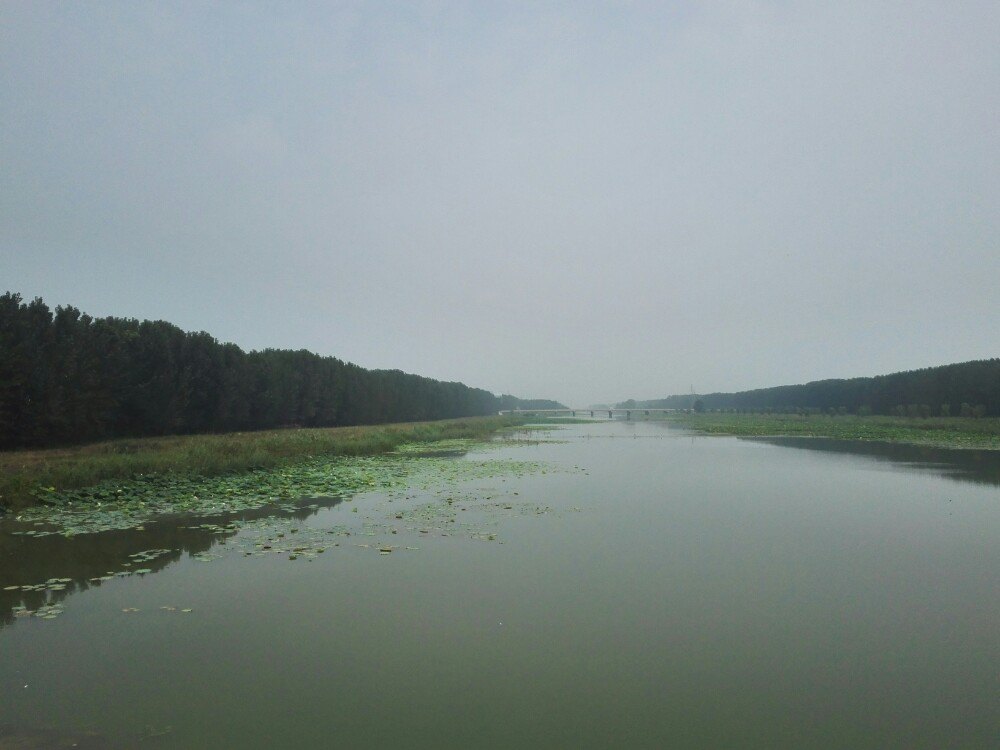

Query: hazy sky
<box><xmin>3</xmin><ymin>2</ymin><xmax>998</xmax><ymax>405</ymax></box>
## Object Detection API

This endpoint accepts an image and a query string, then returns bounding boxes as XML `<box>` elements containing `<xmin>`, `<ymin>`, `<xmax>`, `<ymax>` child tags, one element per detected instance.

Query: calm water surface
<box><xmin>1</xmin><ymin>422</ymin><xmax>998</xmax><ymax>748</ymax></box>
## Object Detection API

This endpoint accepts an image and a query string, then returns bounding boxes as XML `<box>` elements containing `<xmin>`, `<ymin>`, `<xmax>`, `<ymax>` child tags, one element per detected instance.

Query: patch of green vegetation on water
<box><xmin>665</xmin><ymin>413</ymin><xmax>1000</xmax><ymax>450</ymax></box>
<box><xmin>389</xmin><ymin>429</ymin><xmax>571</xmax><ymax>456</ymax></box>
<box><xmin>11</xmin><ymin>601</ymin><xmax>65</xmax><ymax>620</ymax></box>
<box><xmin>487</xmin><ymin>437</ymin><xmax>567</xmax><ymax>447</ymax></box>
<box><xmin>3</xmin><ymin>442</ymin><xmax>579</xmax><ymax>627</ymax></box>
<box><xmin>6</xmin><ymin>459</ymin><xmax>388</xmax><ymax>537</ymax></box>
<box><xmin>4</xmin><ymin>448</ymin><xmax>555</xmax><ymax>539</ymax></box>
<box><xmin>0</xmin><ymin>415</ymin><xmax>530</xmax><ymax>512</ymax></box>
<box><xmin>391</xmin><ymin>439</ymin><xmax>478</xmax><ymax>455</ymax></box>
<box><xmin>178</xmin><ymin>468</ymin><xmax>572</xmax><ymax>565</ymax></box>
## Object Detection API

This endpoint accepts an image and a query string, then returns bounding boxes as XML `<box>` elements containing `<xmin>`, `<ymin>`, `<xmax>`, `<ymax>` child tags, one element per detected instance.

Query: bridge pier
<box><xmin>608</xmin><ymin>410</ymin><xmax>612</xmax><ymax>419</ymax></box>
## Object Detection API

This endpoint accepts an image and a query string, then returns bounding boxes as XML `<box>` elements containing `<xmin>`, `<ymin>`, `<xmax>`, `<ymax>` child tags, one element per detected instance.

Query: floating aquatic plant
<box><xmin>5</xmin><ymin>448</ymin><xmax>551</xmax><ymax>539</ymax></box>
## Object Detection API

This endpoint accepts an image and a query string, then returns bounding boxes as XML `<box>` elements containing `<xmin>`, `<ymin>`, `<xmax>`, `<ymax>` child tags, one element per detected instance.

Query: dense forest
<box><xmin>630</xmin><ymin>360</ymin><xmax>1000</xmax><ymax>417</ymax></box>
<box><xmin>0</xmin><ymin>293</ymin><xmax>563</xmax><ymax>450</ymax></box>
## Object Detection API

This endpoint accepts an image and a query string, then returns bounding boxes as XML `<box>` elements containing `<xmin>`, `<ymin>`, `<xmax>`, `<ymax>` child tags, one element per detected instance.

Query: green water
<box><xmin>1</xmin><ymin>422</ymin><xmax>997</xmax><ymax>748</ymax></box>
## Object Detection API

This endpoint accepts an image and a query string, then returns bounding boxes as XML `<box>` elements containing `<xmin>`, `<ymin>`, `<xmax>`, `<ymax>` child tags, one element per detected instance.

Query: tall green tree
<box><xmin>0</xmin><ymin>292</ymin><xmax>558</xmax><ymax>449</ymax></box>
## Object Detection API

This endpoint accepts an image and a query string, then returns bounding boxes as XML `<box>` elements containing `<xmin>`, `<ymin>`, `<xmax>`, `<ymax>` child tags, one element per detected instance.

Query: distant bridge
<box><xmin>499</xmin><ymin>408</ymin><xmax>678</xmax><ymax>420</ymax></box>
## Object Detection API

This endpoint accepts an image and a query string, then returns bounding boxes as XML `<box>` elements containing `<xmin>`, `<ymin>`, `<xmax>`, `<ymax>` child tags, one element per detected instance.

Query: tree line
<box><xmin>631</xmin><ymin>359</ymin><xmax>1000</xmax><ymax>417</ymax></box>
<box><xmin>0</xmin><ymin>293</ymin><xmax>562</xmax><ymax>450</ymax></box>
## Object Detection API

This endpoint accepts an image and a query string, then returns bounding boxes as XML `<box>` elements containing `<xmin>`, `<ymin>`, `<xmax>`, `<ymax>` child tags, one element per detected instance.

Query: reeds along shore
<box><xmin>662</xmin><ymin>412</ymin><xmax>1000</xmax><ymax>450</ymax></box>
<box><xmin>0</xmin><ymin>415</ymin><xmax>528</xmax><ymax>512</ymax></box>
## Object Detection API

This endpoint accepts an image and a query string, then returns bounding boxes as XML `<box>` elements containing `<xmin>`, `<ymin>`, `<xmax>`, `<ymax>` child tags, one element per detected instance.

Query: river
<box><xmin>1</xmin><ymin>421</ymin><xmax>997</xmax><ymax>748</ymax></box>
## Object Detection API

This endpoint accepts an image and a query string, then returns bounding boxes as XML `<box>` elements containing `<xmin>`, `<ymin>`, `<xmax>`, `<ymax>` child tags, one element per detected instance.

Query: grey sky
<box><xmin>2</xmin><ymin>2</ymin><xmax>998</xmax><ymax>406</ymax></box>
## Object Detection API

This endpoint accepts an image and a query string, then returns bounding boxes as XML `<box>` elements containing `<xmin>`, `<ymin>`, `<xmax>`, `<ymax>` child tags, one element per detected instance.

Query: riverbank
<box><xmin>0</xmin><ymin>415</ymin><xmax>528</xmax><ymax>512</ymax></box>
<box><xmin>663</xmin><ymin>412</ymin><xmax>1000</xmax><ymax>450</ymax></box>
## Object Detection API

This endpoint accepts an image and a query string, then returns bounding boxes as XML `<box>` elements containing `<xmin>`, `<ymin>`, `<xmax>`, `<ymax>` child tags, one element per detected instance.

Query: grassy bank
<box><xmin>0</xmin><ymin>416</ymin><xmax>527</xmax><ymax>512</ymax></box>
<box><xmin>663</xmin><ymin>412</ymin><xmax>1000</xmax><ymax>450</ymax></box>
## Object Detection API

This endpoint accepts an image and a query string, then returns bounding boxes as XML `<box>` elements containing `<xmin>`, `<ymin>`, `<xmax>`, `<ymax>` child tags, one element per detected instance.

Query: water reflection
<box><xmin>0</xmin><ymin>497</ymin><xmax>344</xmax><ymax>631</ymax></box>
<box><xmin>746</xmin><ymin>436</ymin><xmax>1000</xmax><ymax>487</ymax></box>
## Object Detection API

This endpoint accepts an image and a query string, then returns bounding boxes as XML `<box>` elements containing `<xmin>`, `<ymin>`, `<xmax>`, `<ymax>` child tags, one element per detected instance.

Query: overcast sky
<box><xmin>2</xmin><ymin>2</ymin><xmax>998</xmax><ymax>405</ymax></box>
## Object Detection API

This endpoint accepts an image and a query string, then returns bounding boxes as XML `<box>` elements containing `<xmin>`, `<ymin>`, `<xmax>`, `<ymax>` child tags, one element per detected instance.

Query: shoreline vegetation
<box><xmin>5</xmin><ymin>410</ymin><xmax>999</xmax><ymax>513</ymax></box>
<box><xmin>627</xmin><ymin>358</ymin><xmax>999</xmax><ymax>417</ymax></box>
<box><xmin>0</xmin><ymin>415</ymin><xmax>529</xmax><ymax>513</ymax></box>
<box><xmin>0</xmin><ymin>291</ymin><xmax>564</xmax><ymax>451</ymax></box>
<box><xmin>660</xmin><ymin>412</ymin><xmax>1000</xmax><ymax>451</ymax></box>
